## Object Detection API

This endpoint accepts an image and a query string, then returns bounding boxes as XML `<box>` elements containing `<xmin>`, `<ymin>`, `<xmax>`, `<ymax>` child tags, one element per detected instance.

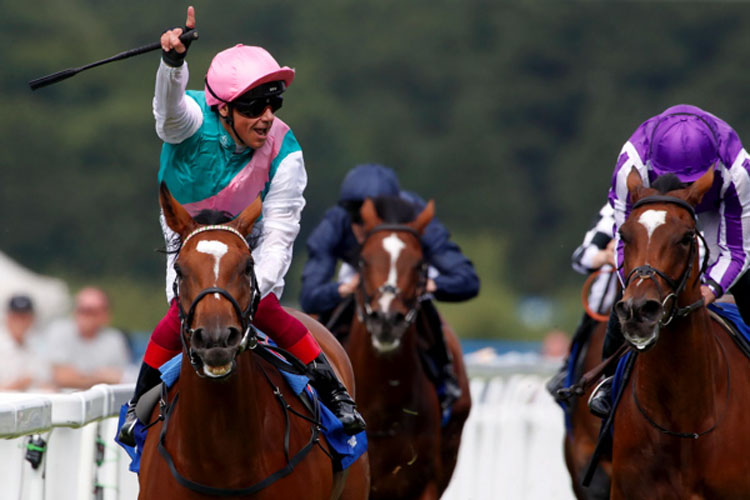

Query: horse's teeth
<box><xmin>204</xmin><ymin>363</ymin><xmax>232</xmax><ymax>377</ymax></box>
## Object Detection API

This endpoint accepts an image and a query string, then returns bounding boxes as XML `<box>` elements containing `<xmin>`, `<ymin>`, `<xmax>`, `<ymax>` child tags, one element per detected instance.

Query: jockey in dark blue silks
<box><xmin>299</xmin><ymin>163</ymin><xmax>480</xmax><ymax>410</ymax></box>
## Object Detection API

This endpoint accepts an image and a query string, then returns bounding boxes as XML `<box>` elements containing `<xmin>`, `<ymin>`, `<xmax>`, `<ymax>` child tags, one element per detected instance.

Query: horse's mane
<box><xmin>194</xmin><ymin>210</ymin><xmax>235</xmax><ymax>225</ymax></box>
<box><xmin>371</xmin><ymin>195</ymin><xmax>419</xmax><ymax>224</ymax></box>
<box><xmin>651</xmin><ymin>173</ymin><xmax>687</xmax><ymax>194</ymax></box>
<box><xmin>160</xmin><ymin>209</ymin><xmax>260</xmax><ymax>254</ymax></box>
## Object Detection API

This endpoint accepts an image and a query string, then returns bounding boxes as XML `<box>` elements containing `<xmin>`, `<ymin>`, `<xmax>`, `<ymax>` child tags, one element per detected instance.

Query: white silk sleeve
<box><xmin>152</xmin><ymin>60</ymin><xmax>203</xmax><ymax>144</ymax></box>
<box><xmin>251</xmin><ymin>151</ymin><xmax>307</xmax><ymax>299</ymax></box>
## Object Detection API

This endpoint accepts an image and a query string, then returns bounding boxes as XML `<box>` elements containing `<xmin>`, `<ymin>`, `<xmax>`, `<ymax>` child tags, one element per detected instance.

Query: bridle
<box><xmin>356</xmin><ymin>223</ymin><xmax>427</xmax><ymax>333</ymax></box>
<box><xmin>622</xmin><ymin>195</ymin><xmax>708</xmax><ymax>326</ymax></box>
<box><xmin>172</xmin><ymin>224</ymin><xmax>261</xmax><ymax>373</ymax></box>
<box><xmin>623</xmin><ymin>196</ymin><xmax>732</xmax><ymax>439</ymax></box>
<box><xmin>160</xmin><ymin>224</ymin><xmax>330</xmax><ymax>495</ymax></box>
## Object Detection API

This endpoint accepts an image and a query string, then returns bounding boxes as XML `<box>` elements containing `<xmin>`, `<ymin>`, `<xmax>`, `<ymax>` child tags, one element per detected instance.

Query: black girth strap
<box><xmin>156</xmin><ymin>352</ymin><xmax>326</xmax><ymax>497</ymax></box>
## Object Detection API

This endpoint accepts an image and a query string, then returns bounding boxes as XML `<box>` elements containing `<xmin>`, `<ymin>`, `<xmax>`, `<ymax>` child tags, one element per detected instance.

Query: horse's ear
<box><xmin>410</xmin><ymin>200</ymin><xmax>435</xmax><ymax>234</ymax></box>
<box><xmin>685</xmin><ymin>166</ymin><xmax>715</xmax><ymax>207</ymax></box>
<box><xmin>361</xmin><ymin>198</ymin><xmax>381</xmax><ymax>231</ymax></box>
<box><xmin>626</xmin><ymin>167</ymin><xmax>648</xmax><ymax>203</ymax></box>
<box><xmin>159</xmin><ymin>182</ymin><xmax>196</xmax><ymax>236</ymax></box>
<box><xmin>232</xmin><ymin>196</ymin><xmax>262</xmax><ymax>236</ymax></box>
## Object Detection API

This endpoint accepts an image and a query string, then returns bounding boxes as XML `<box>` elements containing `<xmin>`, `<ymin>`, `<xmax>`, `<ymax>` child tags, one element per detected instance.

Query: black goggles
<box><xmin>232</xmin><ymin>94</ymin><xmax>283</xmax><ymax>118</ymax></box>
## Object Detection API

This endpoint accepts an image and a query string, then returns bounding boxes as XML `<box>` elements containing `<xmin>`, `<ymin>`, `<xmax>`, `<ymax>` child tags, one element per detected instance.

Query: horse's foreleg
<box><xmin>337</xmin><ymin>453</ymin><xmax>371</xmax><ymax>500</ymax></box>
<box><xmin>330</xmin><ymin>469</ymin><xmax>349</xmax><ymax>500</ymax></box>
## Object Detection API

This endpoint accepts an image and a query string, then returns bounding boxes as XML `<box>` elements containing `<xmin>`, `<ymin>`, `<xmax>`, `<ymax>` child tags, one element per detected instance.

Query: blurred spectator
<box><xmin>44</xmin><ymin>287</ymin><xmax>130</xmax><ymax>389</ymax></box>
<box><xmin>541</xmin><ymin>329</ymin><xmax>570</xmax><ymax>360</ymax></box>
<box><xmin>0</xmin><ymin>294</ymin><xmax>51</xmax><ymax>391</ymax></box>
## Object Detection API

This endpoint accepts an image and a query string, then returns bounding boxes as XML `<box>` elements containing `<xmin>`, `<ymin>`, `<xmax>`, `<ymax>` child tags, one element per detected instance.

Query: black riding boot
<box><xmin>588</xmin><ymin>306</ymin><xmax>623</xmax><ymax>419</ymax></box>
<box><xmin>307</xmin><ymin>353</ymin><xmax>366</xmax><ymax>435</ymax></box>
<box><xmin>420</xmin><ymin>300</ymin><xmax>462</xmax><ymax>411</ymax></box>
<box><xmin>118</xmin><ymin>362</ymin><xmax>162</xmax><ymax>446</ymax></box>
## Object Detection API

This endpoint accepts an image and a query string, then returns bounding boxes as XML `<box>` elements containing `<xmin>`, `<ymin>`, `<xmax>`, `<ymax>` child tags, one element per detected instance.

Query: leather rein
<box><xmin>157</xmin><ymin>224</ymin><xmax>328</xmax><ymax>496</ymax></box>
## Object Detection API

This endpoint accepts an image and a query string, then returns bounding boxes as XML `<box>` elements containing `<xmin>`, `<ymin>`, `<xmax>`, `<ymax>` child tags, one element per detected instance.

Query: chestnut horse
<box><xmin>342</xmin><ymin>198</ymin><xmax>471</xmax><ymax>500</ymax></box>
<box><xmin>137</xmin><ymin>185</ymin><xmax>369</xmax><ymax>499</ymax></box>
<box><xmin>610</xmin><ymin>167</ymin><xmax>750</xmax><ymax>498</ymax></box>
<box><xmin>562</xmin><ymin>319</ymin><xmax>611</xmax><ymax>500</ymax></box>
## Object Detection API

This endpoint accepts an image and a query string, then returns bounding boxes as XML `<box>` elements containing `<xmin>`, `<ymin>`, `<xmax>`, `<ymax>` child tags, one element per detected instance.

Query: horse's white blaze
<box><xmin>196</xmin><ymin>240</ymin><xmax>228</xmax><ymax>290</ymax></box>
<box><xmin>379</xmin><ymin>233</ymin><xmax>406</xmax><ymax>311</ymax></box>
<box><xmin>638</xmin><ymin>210</ymin><xmax>667</xmax><ymax>242</ymax></box>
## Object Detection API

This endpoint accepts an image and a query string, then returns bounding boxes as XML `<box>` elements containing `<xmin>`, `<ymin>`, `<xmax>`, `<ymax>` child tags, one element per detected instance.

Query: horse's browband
<box><xmin>182</xmin><ymin>224</ymin><xmax>250</xmax><ymax>249</ymax></box>
<box><xmin>365</xmin><ymin>223</ymin><xmax>421</xmax><ymax>240</ymax></box>
<box><xmin>632</xmin><ymin>195</ymin><xmax>696</xmax><ymax>220</ymax></box>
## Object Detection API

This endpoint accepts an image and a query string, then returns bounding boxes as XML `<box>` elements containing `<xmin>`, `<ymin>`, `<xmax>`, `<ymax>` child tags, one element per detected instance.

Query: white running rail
<box><xmin>0</xmin><ymin>366</ymin><xmax>575</xmax><ymax>499</ymax></box>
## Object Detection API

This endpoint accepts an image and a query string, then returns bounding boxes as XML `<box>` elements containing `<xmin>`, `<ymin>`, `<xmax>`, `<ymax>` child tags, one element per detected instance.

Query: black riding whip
<box><xmin>28</xmin><ymin>29</ymin><xmax>199</xmax><ymax>91</ymax></box>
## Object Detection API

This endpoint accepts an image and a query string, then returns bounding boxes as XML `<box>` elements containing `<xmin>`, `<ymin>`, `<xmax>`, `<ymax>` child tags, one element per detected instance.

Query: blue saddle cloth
<box><xmin>115</xmin><ymin>338</ymin><xmax>367</xmax><ymax>474</ymax></box>
<box><xmin>708</xmin><ymin>302</ymin><xmax>750</xmax><ymax>345</ymax></box>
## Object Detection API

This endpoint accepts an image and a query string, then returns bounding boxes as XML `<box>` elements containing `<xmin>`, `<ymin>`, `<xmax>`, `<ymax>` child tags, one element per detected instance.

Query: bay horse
<box><xmin>342</xmin><ymin>197</ymin><xmax>471</xmax><ymax>499</ymax></box>
<box><xmin>562</xmin><ymin>319</ymin><xmax>611</xmax><ymax>500</ymax></box>
<box><xmin>610</xmin><ymin>166</ymin><xmax>750</xmax><ymax>498</ymax></box>
<box><xmin>137</xmin><ymin>184</ymin><xmax>370</xmax><ymax>499</ymax></box>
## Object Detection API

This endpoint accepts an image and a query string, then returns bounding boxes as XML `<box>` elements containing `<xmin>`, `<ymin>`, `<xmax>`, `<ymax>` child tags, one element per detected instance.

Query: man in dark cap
<box><xmin>0</xmin><ymin>294</ymin><xmax>49</xmax><ymax>390</ymax></box>
<box><xmin>299</xmin><ymin>163</ymin><xmax>480</xmax><ymax>410</ymax></box>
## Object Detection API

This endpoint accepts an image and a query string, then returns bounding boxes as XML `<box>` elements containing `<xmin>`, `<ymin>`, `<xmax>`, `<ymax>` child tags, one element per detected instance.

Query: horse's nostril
<box><xmin>615</xmin><ymin>300</ymin><xmax>631</xmax><ymax>321</ymax></box>
<box><xmin>192</xmin><ymin>328</ymin><xmax>207</xmax><ymax>349</ymax></box>
<box><xmin>639</xmin><ymin>300</ymin><xmax>663</xmax><ymax>322</ymax></box>
<box><xmin>226</xmin><ymin>327</ymin><xmax>241</xmax><ymax>347</ymax></box>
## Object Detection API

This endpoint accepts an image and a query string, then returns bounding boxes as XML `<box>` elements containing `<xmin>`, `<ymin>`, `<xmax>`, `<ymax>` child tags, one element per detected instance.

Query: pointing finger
<box><xmin>186</xmin><ymin>5</ymin><xmax>196</xmax><ymax>29</ymax></box>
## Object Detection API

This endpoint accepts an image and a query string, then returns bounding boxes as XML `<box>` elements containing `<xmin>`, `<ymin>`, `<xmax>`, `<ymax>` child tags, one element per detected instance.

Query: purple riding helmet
<box><xmin>650</xmin><ymin>113</ymin><xmax>719</xmax><ymax>183</ymax></box>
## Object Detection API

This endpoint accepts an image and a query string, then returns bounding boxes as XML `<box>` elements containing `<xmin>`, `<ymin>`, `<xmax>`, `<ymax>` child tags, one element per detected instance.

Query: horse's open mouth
<box><xmin>202</xmin><ymin>361</ymin><xmax>235</xmax><ymax>378</ymax></box>
<box><xmin>372</xmin><ymin>337</ymin><xmax>401</xmax><ymax>353</ymax></box>
<box><xmin>623</xmin><ymin>321</ymin><xmax>660</xmax><ymax>351</ymax></box>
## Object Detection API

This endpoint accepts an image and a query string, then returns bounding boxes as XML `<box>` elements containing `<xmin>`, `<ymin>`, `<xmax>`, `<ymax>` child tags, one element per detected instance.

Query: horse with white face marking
<box><xmin>609</xmin><ymin>168</ymin><xmax>750</xmax><ymax>499</ymax></box>
<box><xmin>343</xmin><ymin>197</ymin><xmax>471</xmax><ymax>500</ymax></box>
<box><xmin>137</xmin><ymin>185</ymin><xmax>371</xmax><ymax>500</ymax></box>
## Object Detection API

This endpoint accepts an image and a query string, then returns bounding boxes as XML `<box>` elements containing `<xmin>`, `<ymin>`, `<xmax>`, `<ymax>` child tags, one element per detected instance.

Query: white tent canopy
<box><xmin>0</xmin><ymin>251</ymin><xmax>71</xmax><ymax>327</ymax></box>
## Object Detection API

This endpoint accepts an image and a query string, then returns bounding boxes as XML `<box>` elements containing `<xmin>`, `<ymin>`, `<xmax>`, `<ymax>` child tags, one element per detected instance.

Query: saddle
<box><xmin>119</xmin><ymin>336</ymin><xmax>368</xmax><ymax>476</ymax></box>
<box><xmin>707</xmin><ymin>302</ymin><xmax>750</xmax><ymax>358</ymax></box>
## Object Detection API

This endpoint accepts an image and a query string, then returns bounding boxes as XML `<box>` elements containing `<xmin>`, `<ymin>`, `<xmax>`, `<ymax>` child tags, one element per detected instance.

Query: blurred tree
<box><xmin>2</xmin><ymin>0</ymin><xmax>749</xmax><ymax>336</ymax></box>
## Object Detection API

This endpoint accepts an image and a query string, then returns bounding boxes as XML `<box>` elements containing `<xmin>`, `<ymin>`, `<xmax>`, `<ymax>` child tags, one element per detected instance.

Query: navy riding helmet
<box><xmin>338</xmin><ymin>164</ymin><xmax>401</xmax><ymax>223</ymax></box>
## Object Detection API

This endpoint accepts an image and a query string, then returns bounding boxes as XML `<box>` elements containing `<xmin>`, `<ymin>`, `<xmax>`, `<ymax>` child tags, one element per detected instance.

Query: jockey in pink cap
<box><xmin>585</xmin><ymin>104</ymin><xmax>750</xmax><ymax>418</ymax></box>
<box><xmin>118</xmin><ymin>6</ymin><xmax>365</xmax><ymax>445</ymax></box>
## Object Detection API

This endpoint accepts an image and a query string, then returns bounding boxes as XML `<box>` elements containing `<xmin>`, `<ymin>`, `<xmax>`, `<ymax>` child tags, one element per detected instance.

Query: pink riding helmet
<box><xmin>204</xmin><ymin>45</ymin><xmax>295</xmax><ymax>107</ymax></box>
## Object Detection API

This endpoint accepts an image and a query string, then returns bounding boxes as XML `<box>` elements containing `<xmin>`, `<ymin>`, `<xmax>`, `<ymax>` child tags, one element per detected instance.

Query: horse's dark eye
<box><xmin>245</xmin><ymin>259</ymin><xmax>254</xmax><ymax>275</ymax></box>
<box><xmin>680</xmin><ymin>233</ymin><xmax>694</xmax><ymax>246</ymax></box>
<box><xmin>174</xmin><ymin>263</ymin><xmax>183</xmax><ymax>278</ymax></box>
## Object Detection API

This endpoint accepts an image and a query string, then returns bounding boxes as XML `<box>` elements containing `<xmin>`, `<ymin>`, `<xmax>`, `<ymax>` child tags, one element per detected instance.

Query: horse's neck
<box><xmin>635</xmin><ymin>307</ymin><xmax>725</xmax><ymax>425</ymax></box>
<box><xmin>348</xmin><ymin>317</ymin><xmax>429</xmax><ymax>400</ymax></box>
<box><xmin>175</xmin><ymin>355</ymin><xmax>265</xmax><ymax>457</ymax></box>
